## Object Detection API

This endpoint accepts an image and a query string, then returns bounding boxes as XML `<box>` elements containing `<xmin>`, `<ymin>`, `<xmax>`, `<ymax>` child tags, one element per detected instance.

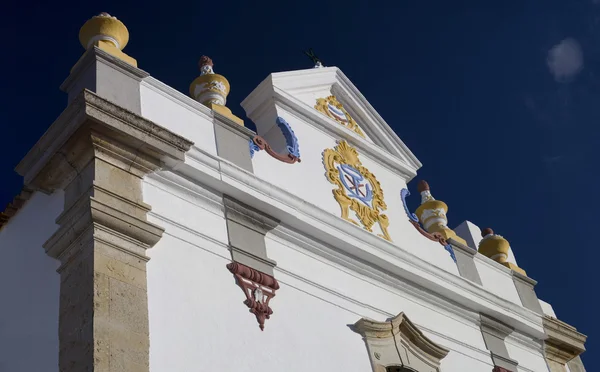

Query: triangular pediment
<box><xmin>241</xmin><ymin>67</ymin><xmax>422</xmax><ymax>180</ymax></box>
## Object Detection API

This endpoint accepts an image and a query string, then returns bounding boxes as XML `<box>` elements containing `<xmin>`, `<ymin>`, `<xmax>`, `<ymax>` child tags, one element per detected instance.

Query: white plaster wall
<box><xmin>140</xmin><ymin>83</ymin><xmax>217</xmax><ymax>155</ymax></box>
<box><xmin>0</xmin><ymin>191</ymin><xmax>63</xmax><ymax>372</ymax></box>
<box><xmin>539</xmin><ymin>299</ymin><xmax>557</xmax><ymax>318</ymax></box>
<box><xmin>145</xmin><ymin>224</ymin><xmax>497</xmax><ymax>372</ymax></box>
<box><xmin>143</xmin><ymin>177</ymin><xmax>496</xmax><ymax>371</ymax></box>
<box><xmin>251</xmin><ymin>107</ymin><xmax>341</xmax><ymax>217</ymax></box>
<box><xmin>505</xmin><ymin>337</ymin><xmax>550</xmax><ymax>372</ymax></box>
<box><xmin>475</xmin><ymin>257</ymin><xmax>522</xmax><ymax>305</ymax></box>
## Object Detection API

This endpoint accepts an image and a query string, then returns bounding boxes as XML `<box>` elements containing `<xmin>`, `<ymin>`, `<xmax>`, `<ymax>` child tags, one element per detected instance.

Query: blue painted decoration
<box><xmin>338</xmin><ymin>164</ymin><xmax>373</xmax><ymax>206</ymax></box>
<box><xmin>249</xmin><ymin>139</ymin><xmax>260</xmax><ymax>158</ymax></box>
<box><xmin>400</xmin><ymin>188</ymin><xmax>419</xmax><ymax>222</ymax></box>
<box><xmin>445</xmin><ymin>244</ymin><xmax>457</xmax><ymax>263</ymax></box>
<box><xmin>275</xmin><ymin>116</ymin><xmax>301</xmax><ymax>158</ymax></box>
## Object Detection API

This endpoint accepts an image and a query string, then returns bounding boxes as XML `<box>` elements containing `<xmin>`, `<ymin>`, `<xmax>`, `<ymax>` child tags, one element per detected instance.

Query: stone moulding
<box><xmin>401</xmin><ymin>188</ymin><xmax>456</xmax><ymax>263</ymax></box>
<box><xmin>249</xmin><ymin>116</ymin><xmax>301</xmax><ymax>164</ymax></box>
<box><xmin>542</xmin><ymin>315</ymin><xmax>587</xmax><ymax>368</ymax></box>
<box><xmin>353</xmin><ymin>312</ymin><xmax>449</xmax><ymax>372</ymax></box>
<box><xmin>227</xmin><ymin>261</ymin><xmax>280</xmax><ymax>331</ymax></box>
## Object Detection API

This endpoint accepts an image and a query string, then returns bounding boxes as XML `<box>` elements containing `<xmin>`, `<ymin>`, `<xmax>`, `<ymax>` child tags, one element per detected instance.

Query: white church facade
<box><xmin>0</xmin><ymin>13</ymin><xmax>588</xmax><ymax>372</ymax></box>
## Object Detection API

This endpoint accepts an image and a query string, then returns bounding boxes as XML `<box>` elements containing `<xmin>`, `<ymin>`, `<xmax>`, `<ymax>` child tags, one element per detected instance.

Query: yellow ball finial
<box><xmin>76</xmin><ymin>12</ymin><xmax>137</xmax><ymax>67</ymax></box>
<box><xmin>79</xmin><ymin>12</ymin><xmax>129</xmax><ymax>51</ymax></box>
<box><xmin>478</xmin><ymin>227</ymin><xmax>527</xmax><ymax>275</ymax></box>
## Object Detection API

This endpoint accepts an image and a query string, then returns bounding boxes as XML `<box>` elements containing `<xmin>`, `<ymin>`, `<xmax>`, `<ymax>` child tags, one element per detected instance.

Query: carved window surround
<box><xmin>353</xmin><ymin>312</ymin><xmax>449</xmax><ymax>372</ymax></box>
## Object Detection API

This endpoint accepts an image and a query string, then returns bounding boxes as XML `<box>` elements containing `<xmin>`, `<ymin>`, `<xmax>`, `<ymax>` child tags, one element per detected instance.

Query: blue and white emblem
<box><xmin>338</xmin><ymin>164</ymin><xmax>373</xmax><ymax>207</ymax></box>
<box><xmin>328</xmin><ymin>103</ymin><xmax>350</xmax><ymax>124</ymax></box>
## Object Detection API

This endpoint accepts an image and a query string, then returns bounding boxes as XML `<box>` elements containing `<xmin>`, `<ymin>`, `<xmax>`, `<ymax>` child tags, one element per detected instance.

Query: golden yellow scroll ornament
<box><xmin>322</xmin><ymin>140</ymin><xmax>391</xmax><ymax>241</ymax></box>
<box><xmin>315</xmin><ymin>95</ymin><xmax>365</xmax><ymax>138</ymax></box>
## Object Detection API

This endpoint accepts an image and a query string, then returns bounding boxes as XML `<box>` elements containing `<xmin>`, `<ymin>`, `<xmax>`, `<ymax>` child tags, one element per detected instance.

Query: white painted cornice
<box><xmin>162</xmin><ymin>146</ymin><xmax>546</xmax><ymax>340</ymax></box>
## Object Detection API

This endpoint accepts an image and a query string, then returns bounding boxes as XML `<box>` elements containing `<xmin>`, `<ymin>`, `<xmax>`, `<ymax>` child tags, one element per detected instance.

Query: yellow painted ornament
<box><xmin>78</xmin><ymin>12</ymin><xmax>137</xmax><ymax>67</ymax></box>
<box><xmin>323</xmin><ymin>140</ymin><xmax>391</xmax><ymax>241</ymax></box>
<box><xmin>315</xmin><ymin>95</ymin><xmax>365</xmax><ymax>138</ymax></box>
<box><xmin>478</xmin><ymin>228</ymin><xmax>527</xmax><ymax>276</ymax></box>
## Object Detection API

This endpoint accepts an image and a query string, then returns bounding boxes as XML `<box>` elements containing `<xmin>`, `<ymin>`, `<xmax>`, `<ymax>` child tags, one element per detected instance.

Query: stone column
<box><xmin>15</xmin><ymin>90</ymin><xmax>193</xmax><ymax>372</ymax></box>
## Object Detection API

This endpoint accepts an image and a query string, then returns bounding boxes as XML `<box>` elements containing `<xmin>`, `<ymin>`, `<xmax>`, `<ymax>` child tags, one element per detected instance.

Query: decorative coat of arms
<box><xmin>315</xmin><ymin>95</ymin><xmax>365</xmax><ymax>138</ymax></box>
<box><xmin>323</xmin><ymin>140</ymin><xmax>391</xmax><ymax>241</ymax></box>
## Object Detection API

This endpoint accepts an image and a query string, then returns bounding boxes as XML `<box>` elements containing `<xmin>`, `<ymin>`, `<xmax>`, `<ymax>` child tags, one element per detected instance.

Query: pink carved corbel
<box><xmin>227</xmin><ymin>261</ymin><xmax>280</xmax><ymax>330</ymax></box>
<box><xmin>252</xmin><ymin>136</ymin><xmax>301</xmax><ymax>164</ymax></box>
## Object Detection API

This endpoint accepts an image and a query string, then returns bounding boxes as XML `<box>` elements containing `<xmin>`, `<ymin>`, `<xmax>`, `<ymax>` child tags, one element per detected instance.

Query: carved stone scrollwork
<box><xmin>227</xmin><ymin>261</ymin><xmax>280</xmax><ymax>331</ymax></box>
<box><xmin>249</xmin><ymin>116</ymin><xmax>301</xmax><ymax>164</ymax></box>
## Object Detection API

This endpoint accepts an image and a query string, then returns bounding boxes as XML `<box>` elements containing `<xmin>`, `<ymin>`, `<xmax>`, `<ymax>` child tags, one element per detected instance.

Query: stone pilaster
<box><xmin>542</xmin><ymin>316</ymin><xmax>587</xmax><ymax>372</ymax></box>
<box><xmin>16</xmin><ymin>90</ymin><xmax>193</xmax><ymax>371</ymax></box>
<box><xmin>224</xmin><ymin>196</ymin><xmax>278</xmax><ymax>276</ymax></box>
<box><xmin>511</xmin><ymin>271</ymin><xmax>544</xmax><ymax>315</ymax></box>
<box><xmin>479</xmin><ymin>314</ymin><xmax>519</xmax><ymax>372</ymax></box>
<box><xmin>448</xmin><ymin>238</ymin><xmax>482</xmax><ymax>285</ymax></box>
<box><xmin>213</xmin><ymin>110</ymin><xmax>255</xmax><ymax>172</ymax></box>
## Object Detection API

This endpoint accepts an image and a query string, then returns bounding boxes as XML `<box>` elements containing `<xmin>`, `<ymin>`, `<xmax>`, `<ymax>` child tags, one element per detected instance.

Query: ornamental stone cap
<box><xmin>417</xmin><ymin>180</ymin><xmax>430</xmax><ymax>192</ymax></box>
<box><xmin>79</xmin><ymin>12</ymin><xmax>129</xmax><ymax>50</ymax></box>
<box><xmin>76</xmin><ymin>12</ymin><xmax>137</xmax><ymax>67</ymax></box>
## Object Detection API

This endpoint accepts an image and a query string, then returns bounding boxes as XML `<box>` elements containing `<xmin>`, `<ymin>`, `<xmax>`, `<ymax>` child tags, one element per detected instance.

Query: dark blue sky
<box><xmin>2</xmin><ymin>0</ymin><xmax>597</xmax><ymax>367</ymax></box>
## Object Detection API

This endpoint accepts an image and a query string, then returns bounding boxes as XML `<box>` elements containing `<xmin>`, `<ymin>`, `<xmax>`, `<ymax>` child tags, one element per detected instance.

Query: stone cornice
<box><xmin>16</xmin><ymin>90</ymin><xmax>194</xmax><ymax>192</ymax></box>
<box><xmin>543</xmin><ymin>315</ymin><xmax>586</xmax><ymax>363</ymax></box>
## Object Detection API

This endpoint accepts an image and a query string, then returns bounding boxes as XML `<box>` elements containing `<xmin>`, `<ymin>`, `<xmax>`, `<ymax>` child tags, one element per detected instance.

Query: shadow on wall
<box><xmin>0</xmin><ymin>191</ymin><xmax>63</xmax><ymax>372</ymax></box>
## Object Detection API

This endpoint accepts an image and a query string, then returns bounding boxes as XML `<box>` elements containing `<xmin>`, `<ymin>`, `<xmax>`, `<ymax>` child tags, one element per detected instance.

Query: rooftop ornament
<box><xmin>478</xmin><ymin>228</ymin><xmax>527</xmax><ymax>276</ymax></box>
<box><xmin>189</xmin><ymin>56</ymin><xmax>243</xmax><ymax>126</ymax></box>
<box><xmin>78</xmin><ymin>12</ymin><xmax>137</xmax><ymax>67</ymax></box>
